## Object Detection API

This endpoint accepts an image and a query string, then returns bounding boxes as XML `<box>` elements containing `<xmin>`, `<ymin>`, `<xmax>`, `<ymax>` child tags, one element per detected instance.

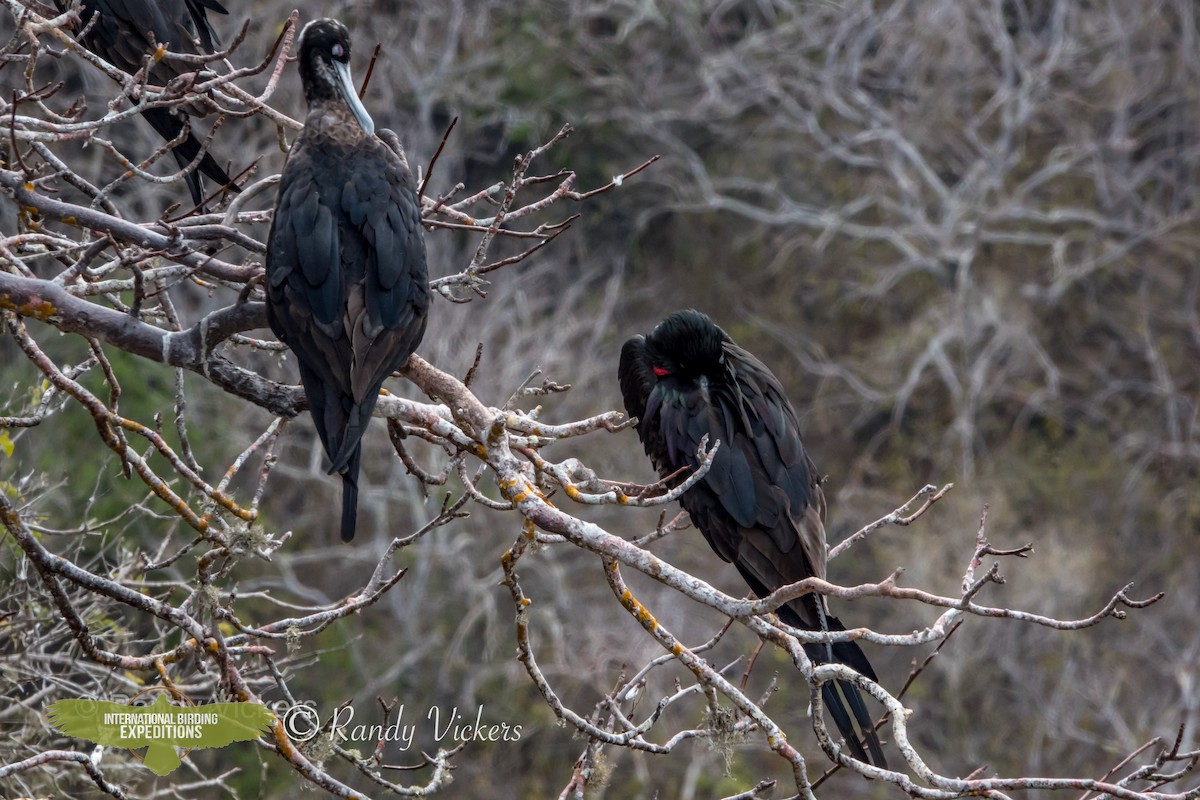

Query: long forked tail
<box><xmin>819</xmin><ymin>671</ymin><xmax>887</xmax><ymax>767</ymax></box>
<box><xmin>788</xmin><ymin>606</ymin><xmax>887</xmax><ymax>768</ymax></box>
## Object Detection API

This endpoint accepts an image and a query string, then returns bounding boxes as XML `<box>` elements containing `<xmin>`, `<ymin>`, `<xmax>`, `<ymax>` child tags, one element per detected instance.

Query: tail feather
<box><xmin>328</xmin><ymin>399</ymin><xmax>375</xmax><ymax>475</ymax></box>
<box><xmin>842</xmin><ymin>674</ymin><xmax>887</xmax><ymax>767</ymax></box>
<box><xmin>785</xmin><ymin>604</ymin><xmax>887</xmax><ymax>768</ymax></box>
<box><xmin>141</xmin><ymin>106</ymin><xmax>239</xmax><ymax>207</ymax></box>
<box><xmin>821</xmin><ymin>682</ymin><xmax>870</xmax><ymax>763</ymax></box>
<box><xmin>831</xmin><ymin>638</ymin><xmax>879</xmax><ymax>683</ymax></box>
<box><xmin>338</xmin><ymin>446</ymin><xmax>362</xmax><ymax>542</ymax></box>
<box><xmin>805</xmin><ymin>641</ymin><xmax>887</xmax><ymax>767</ymax></box>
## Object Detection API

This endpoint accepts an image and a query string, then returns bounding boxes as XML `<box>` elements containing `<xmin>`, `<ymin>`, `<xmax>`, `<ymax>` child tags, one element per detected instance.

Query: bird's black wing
<box><xmin>326</xmin><ymin>134</ymin><xmax>429</xmax><ymax>470</ymax></box>
<box><xmin>726</xmin><ymin>344</ymin><xmax>829</xmax><ymax>604</ymax></box>
<box><xmin>642</xmin><ymin>341</ymin><xmax>885</xmax><ymax>765</ymax></box>
<box><xmin>266</xmin><ymin>131</ymin><xmax>428</xmax><ymax>540</ymax></box>
<box><xmin>645</xmin><ymin>343</ymin><xmax>826</xmax><ymax>625</ymax></box>
<box><xmin>349</xmin><ymin>136</ymin><xmax>429</xmax><ymax>395</ymax></box>
<box><xmin>71</xmin><ymin>0</ymin><xmax>215</xmax><ymax>83</ymax></box>
<box><xmin>266</xmin><ymin>136</ymin><xmax>344</xmax><ymax>454</ymax></box>
<box><xmin>618</xmin><ymin>335</ymin><xmax>650</xmax><ymax>423</ymax></box>
<box><xmin>619</xmin><ymin>335</ymin><xmax>671</xmax><ymax>467</ymax></box>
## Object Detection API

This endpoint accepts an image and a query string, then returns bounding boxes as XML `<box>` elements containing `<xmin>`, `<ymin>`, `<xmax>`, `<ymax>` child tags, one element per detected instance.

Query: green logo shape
<box><xmin>47</xmin><ymin>693</ymin><xmax>275</xmax><ymax>776</ymax></box>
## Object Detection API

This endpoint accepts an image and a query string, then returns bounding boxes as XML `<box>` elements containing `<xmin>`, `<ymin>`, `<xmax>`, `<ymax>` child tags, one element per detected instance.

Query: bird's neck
<box><xmin>304</xmin><ymin>102</ymin><xmax>372</xmax><ymax>146</ymax></box>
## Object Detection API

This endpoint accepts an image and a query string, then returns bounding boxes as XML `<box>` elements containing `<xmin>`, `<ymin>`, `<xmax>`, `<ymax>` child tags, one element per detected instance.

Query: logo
<box><xmin>47</xmin><ymin>687</ymin><xmax>275</xmax><ymax>776</ymax></box>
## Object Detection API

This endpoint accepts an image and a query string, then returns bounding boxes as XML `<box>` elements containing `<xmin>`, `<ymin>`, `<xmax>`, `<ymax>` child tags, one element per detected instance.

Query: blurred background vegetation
<box><xmin>2</xmin><ymin>0</ymin><xmax>1198</xmax><ymax>797</ymax></box>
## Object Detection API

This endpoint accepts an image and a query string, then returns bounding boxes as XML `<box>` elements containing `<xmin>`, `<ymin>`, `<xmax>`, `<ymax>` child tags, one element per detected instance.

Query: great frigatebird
<box><xmin>619</xmin><ymin>308</ymin><xmax>887</xmax><ymax>767</ymax></box>
<box><xmin>266</xmin><ymin>18</ymin><xmax>429</xmax><ymax>542</ymax></box>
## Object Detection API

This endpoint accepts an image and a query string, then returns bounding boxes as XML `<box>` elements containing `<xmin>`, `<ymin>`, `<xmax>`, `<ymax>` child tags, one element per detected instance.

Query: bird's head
<box><xmin>298</xmin><ymin>18</ymin><xmax>375</xmax><ymax>136</ymax></box>
<box><xmin>644</xmin><ymin>309</ymin><xmax>729</xmax><ymax>381</ymax></box>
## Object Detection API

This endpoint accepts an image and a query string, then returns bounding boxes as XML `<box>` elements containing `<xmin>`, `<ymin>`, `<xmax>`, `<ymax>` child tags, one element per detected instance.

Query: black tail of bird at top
<box><xmin>140</xmin><ymin>107</ymin><xmax>239</xmax><ymax>209</ymax></box>
<box><xmin>145</xmin><ymin>0</ymin><xmax>239</xmax><ymax>209</ymax></box>
<box><xmin>56</xmin><ymin>0</ymin><xmax>240</xmax><ymax>210</ymax></box>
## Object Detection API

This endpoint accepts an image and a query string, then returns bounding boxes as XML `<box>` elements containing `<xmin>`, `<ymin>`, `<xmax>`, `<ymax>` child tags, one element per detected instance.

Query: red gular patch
<box><xmin>652</xmin><ymin>366</ymin><xmax>670</xmax><ymax>377</ymax></box>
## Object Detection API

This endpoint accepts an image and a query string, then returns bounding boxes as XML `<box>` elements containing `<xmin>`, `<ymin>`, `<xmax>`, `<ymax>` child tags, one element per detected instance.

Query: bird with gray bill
<box><xmin>266</xmin><ymin>18</ymin><xmax>430</xmax><ymax>542</ymax></box>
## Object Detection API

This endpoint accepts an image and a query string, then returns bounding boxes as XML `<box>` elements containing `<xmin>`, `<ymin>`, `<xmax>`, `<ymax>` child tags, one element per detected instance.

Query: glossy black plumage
<box><xmin>266</xmin><ymin>19</ymin><xmax>429</xmax><ymax>542</ymax></box>
<box><xmin>619</xmin><ymin>309</ymin><xmax>886</xmax><ymax>766</ymax></box>
<box><xmin>57</xmin><ymin>0</ymin><xmax>237</xmax><ymax>206</ymax></box>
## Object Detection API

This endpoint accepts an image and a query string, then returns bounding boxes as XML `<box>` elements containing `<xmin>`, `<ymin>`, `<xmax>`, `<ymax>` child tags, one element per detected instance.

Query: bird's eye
<box><xmin>652</xmin><ymin>366</ymin><xmax>670</xmax><ymax>377</ymax></box>
<box><xmin>331</xmin><ymin>43</ymin><xmax>345</xmax><ymax>59</ymax></box>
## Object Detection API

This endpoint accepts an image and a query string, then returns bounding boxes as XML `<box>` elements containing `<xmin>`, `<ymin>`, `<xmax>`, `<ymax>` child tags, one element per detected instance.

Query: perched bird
<box><xmin>266</xmin><ymin>18</ymin><xmax>429</xmax><ymax>542</ymax></box>
<box><xmin>57</xmin><ymin>0</ymin><xmax>238</xmax><ymax>207</ymax></box>
<box><xmin>619</xmin><ymin>309</ymin><xmax>886</xmax><ymax>766</ymax></box>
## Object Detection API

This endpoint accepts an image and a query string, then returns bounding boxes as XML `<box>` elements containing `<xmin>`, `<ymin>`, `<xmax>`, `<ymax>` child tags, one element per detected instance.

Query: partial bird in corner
<box><xmin>56</xmin><ymin>0</ymin><xmax>240</xmax><ymax>208</ymax></box>
<box><xmin>266</xmin><ymin>18</ymin><xmax>430</xmax><ymax>542</ymax></box>
<box><xmin>618</xmin><ymin>309</ymin><xmax>886</xmax><ymax>767</ymax></box>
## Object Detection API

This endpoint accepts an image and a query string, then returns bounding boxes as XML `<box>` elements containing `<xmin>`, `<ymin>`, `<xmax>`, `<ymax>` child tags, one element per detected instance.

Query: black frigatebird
<box><xmin>266</xmin><ymin>18</ymin><xmax>429</xmax><ymax>542</ymax></box>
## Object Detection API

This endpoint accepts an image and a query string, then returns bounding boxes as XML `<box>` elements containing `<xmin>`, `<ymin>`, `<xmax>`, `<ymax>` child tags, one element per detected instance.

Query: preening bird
<box><xmin>266</xmin><ymin>18</ymin><xmax>429</xmax><ymax>542</ymax></box>
<box><xmin>618</xmin><ymin>309</ymin><xmax>886</xmax><ymax>766</ymax></box>
<box><xmin>57</xmin><ymin>0</ymin><xmax>239</xmax><ymax>207</ymax></box>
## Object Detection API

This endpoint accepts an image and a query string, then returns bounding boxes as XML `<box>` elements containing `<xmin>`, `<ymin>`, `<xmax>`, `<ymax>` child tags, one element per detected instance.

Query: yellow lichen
<box><xmin>19</xmin><ymin>300</ymin><xmax>57</xmax><ymax>320</ymax></box>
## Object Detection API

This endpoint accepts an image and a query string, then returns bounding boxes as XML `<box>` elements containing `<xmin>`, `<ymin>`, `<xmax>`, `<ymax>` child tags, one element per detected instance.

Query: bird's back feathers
<box><xmin>619</xmin><ymin>308</ymin><xmax>885</xmax><ymax>766</ymax></box>
<box><xmin>266</xmin><ymin>22</ymin><xmax>429</xmax><ymax>542</ymax></box>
